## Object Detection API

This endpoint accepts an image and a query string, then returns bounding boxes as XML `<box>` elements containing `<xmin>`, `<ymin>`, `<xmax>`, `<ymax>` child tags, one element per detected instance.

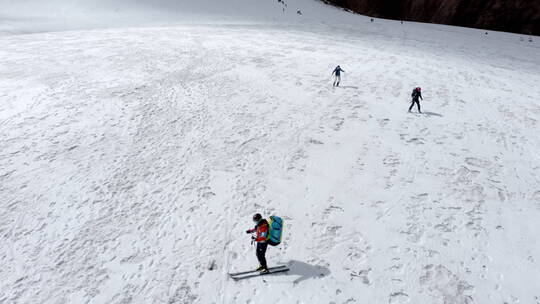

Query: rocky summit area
<box><xmin>326</xmin><ymin>0</ymin><xmax>540</xmax><ymax>35</ymax></box>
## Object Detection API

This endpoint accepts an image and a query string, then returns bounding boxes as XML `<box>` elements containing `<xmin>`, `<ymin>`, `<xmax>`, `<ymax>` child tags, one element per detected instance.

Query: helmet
<box><xmin>416</xmin><ymin>87</ymin><xmax>421</xmax><ymax>91</ymax></box>
<box><xmin>252</xmin><ymin>213</ymin><xmax>262</xmax><ymax>222</ymax></box>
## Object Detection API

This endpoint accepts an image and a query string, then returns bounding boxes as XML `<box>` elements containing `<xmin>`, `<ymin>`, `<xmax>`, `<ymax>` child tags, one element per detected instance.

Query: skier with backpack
<box><xmin>332</xmin><ymin>65</ymin><xmax>345</xmax><ymax>87</ymax></box>
<box><xmin>245</xmin><ymin>213</ymin><xmax>284</xmax><ymax>274</ymax></box>
<box><xmin>409</xmin><ymin>87</ymin><xmax>423</xmax><ymax>113</ymax></box>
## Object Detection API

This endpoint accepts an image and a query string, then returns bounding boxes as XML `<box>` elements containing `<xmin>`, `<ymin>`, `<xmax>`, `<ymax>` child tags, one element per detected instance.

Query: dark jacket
<box><xmin>333</xmin><ymin>66</ymin><xmax>344</xmax><ymax>76</ymax></box>
<box><xmin>412</xmin><ymin>89</ymin><xmax>423</xmax><ymax>100</ymax></box>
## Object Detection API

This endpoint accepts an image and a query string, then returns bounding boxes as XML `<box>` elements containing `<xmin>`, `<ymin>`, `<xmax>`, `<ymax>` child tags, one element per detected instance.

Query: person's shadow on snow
<box><xmin>422</xmin><ymin>111</ymin><xmax>443</xmax><ymax>117</ymax></box>
<box><xmin>275</xmin><ymin>260</ymin><xmax>330</xmax><ymax>284</ymax></box>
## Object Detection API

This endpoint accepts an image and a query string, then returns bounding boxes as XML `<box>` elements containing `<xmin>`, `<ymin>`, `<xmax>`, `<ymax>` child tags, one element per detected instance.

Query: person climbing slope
<box><xmin>409</xmin><ymin>87</ymin><xmax>423</xmax><ymax>113</ymax></box>
<box><xmin>332</xmin><ymin>65</ymin><xmax>345</xmax><ymax>87</ymax></box>
<box><xmin>245</xmin><ymin>213</ymin><xmax>270</xmax><ymax>273</ymax></box>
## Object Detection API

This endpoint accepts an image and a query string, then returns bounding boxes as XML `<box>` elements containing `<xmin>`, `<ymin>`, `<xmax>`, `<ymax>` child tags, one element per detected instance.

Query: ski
<box><xmin>229</xmin><ymin>266</ymin><xmax>289</xmax><ymax>280</ymax></box>
<box><xmin>229</xmin><ymin>265</ymin><xmax>288</xmax><ymax>278</ymax></box>
<box><xmin>229</xmin><ymin>265</ymin><xmax>288</xmax><ymax>276</ymax></box>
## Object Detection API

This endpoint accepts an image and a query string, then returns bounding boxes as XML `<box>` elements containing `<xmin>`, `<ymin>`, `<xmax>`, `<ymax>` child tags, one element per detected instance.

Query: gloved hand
<box><xmin>245</xmin><ymin>230</ymin><xmax>252</xmax><ymax>234</ymax></box>
<box><xmin>251</xmin><ymin>235</ymin><xmax>256</xmax><ymax>241</ymax></box>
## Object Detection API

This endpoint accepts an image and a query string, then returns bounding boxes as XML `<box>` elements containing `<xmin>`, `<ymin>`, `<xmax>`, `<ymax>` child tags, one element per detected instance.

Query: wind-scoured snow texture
<box><xmin>1</xmin><ymin>1</ymin><xmax>540</xmax><ymax>304</ymax></box>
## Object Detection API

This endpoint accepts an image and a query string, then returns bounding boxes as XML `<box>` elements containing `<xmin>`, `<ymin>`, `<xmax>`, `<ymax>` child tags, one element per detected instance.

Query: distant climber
<box><xmin>246</xmin><ymin>213</ymin><xmax>269</xmax><ymax>273</ymax></box>
<box><xmin>409</xmin><ymin>87</ymin><xmax>423</xmax><ymax>113</ymax></box>
<box><xmin>332</xmin><ymin>65</ymin><xmax>345</xmax><ymax>87</ymax></box>
<box><xmin>297</xmin><ymin>9</ymin><xmax>302</xmax><ymax>15</ymax></box>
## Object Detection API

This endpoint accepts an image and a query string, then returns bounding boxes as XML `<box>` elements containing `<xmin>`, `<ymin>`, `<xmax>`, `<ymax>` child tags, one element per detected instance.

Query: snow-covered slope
<box><xmin>1</xmin><ymin>1</ymin><xmax>540</xmax><ymax>303</ymax></box>
<box><xmin>0</xmin><ymin>0</ymin><xmax>364</xmax><ymax>34</ymax></box>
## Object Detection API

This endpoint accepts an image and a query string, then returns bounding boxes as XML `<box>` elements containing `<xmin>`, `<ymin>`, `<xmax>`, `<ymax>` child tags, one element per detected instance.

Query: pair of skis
<box><xmin>228</xmin><ymin>265</ymin><xmax>289</xmax><ymax>280</ymax></box>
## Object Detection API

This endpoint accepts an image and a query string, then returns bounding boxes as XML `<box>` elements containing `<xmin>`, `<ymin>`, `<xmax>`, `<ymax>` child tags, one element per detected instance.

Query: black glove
<box><xmin>245</xmin><ymin>230</ymin><xmax>251</xmax><ymax>234</ymax></box>
<box><xmin>251</xmin><ymin>235</ymin><xmax>256</xmax><ymax>240</ymax></box>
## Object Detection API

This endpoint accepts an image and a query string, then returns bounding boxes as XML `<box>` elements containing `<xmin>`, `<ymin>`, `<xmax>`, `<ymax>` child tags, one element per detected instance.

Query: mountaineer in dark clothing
<box><xmin>332</xmin><ymin>65</ymin><xmax>345</xmax><ymax>87</ymax></box>
<box><xmin>409</xmin><ymin>87</ymin><xmax>423</xmax><ymax>113</ymax></box>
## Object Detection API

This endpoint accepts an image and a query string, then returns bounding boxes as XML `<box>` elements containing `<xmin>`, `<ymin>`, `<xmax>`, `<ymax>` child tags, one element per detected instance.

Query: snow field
<box><xmin>1</xmin><ymin>6</ymin><xmax>540</xmax><ymax>304</ymax></box>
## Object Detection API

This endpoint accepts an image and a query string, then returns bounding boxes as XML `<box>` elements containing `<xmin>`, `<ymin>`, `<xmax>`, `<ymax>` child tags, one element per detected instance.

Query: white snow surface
<box><xmin>1</xmin><ymin>1</ymin><xmax>540</xmax><ymax>303</ymax></box>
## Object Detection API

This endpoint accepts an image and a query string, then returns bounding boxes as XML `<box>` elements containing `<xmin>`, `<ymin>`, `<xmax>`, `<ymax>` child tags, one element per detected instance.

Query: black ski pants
<box><xmin>256</xmin><ymin>242</ymin><xmax>268</xmax><ymax>268</ymax></box>
<box><xmin>409</xmin><ymin>98</ymin><xmax>421</xmax><ymax>112</ymax></box>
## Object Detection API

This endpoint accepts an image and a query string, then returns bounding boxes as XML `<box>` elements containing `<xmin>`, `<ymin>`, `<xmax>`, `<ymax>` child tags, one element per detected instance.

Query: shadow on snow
<box><xmin>274</xmin><ymin>260</ymin><xmax>331</xmax><ymax>284</ymax></box>
<box><xmin>422</xmin><ymin>111</ymin><xmax>443</xmax><ymax>117</ymax></box>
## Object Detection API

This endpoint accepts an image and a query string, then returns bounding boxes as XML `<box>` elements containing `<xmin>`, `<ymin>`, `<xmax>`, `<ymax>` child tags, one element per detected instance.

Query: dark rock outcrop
<box><xmin>326</xmin><ymin>0</ymin><xmax>540</xmax><ymax>35</ymax></box>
